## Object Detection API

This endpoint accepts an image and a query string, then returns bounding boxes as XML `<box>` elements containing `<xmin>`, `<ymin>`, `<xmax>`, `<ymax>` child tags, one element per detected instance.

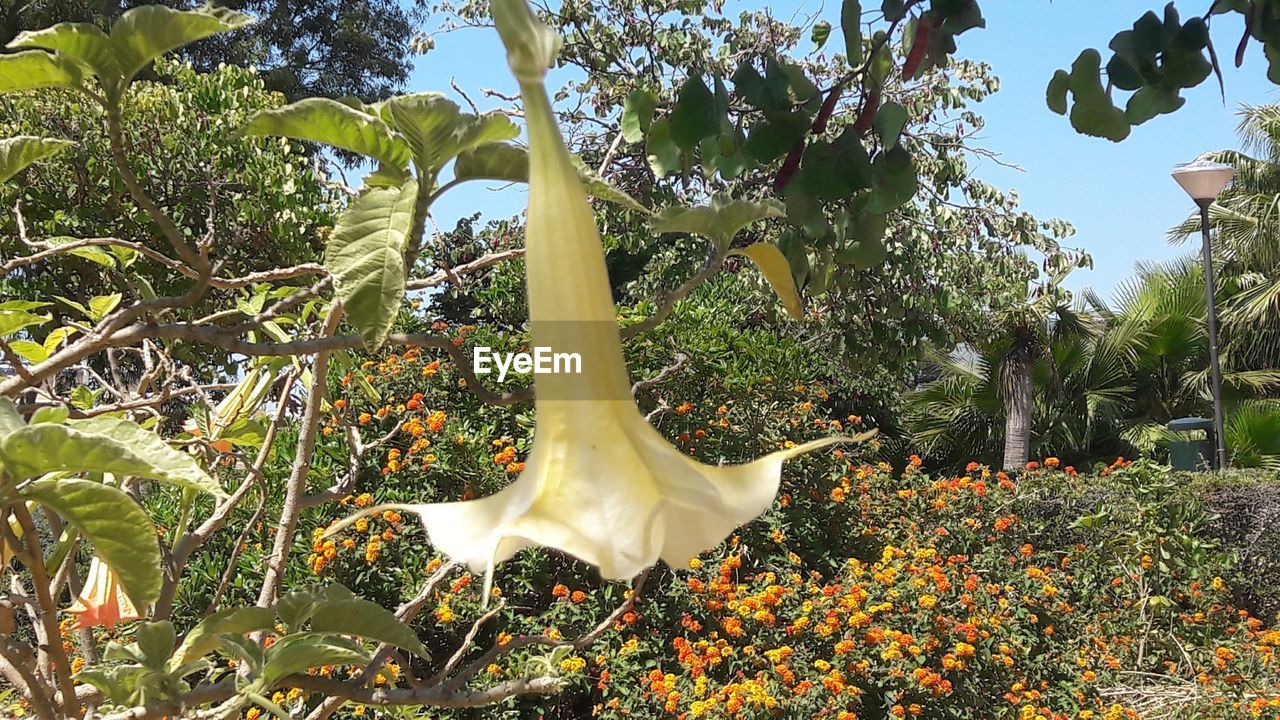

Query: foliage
<box><xmin>2</xmin><ymin>3</ymin><xmax>1279</xmax><ymax>720</ymax></box>
<box><xmin>907</xmin><ymin>251</ymin><xmax>1280</xmax><ymax>472</ymax></box>
<box><xmin>0</xmin><ymin>58</ymin><xmax>338</xmax><ymax>372</ymax></box>
<box><xmin>0</xmin><ymin>0</ymin><xmax>427</xmax><ymax>102</ymax></box>
<box><xmin>434</xmin><ymin>0</ymin><xmax>1081</xmax><ymax>379</ymax></box>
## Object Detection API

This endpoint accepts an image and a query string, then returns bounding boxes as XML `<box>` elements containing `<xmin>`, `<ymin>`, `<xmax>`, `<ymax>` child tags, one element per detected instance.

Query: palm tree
<box><xmin>905</xmin><ymin>297</ymin><xmax>1133</xmax><ymax>471</ymax></box>
<box><xmin>906</xmin><ymin>258</ymin><xmax>1280</xmax><ymax>471</ymax></box>
<box><xmin>1170</xmin><ymin>104</ymin><xmax>1280</xmax><ymax>370</ymax></box>
<box><xmin>992</xmin><ymin>272</ymin><xmax>1081</xmax><ymax>470</ymax></box>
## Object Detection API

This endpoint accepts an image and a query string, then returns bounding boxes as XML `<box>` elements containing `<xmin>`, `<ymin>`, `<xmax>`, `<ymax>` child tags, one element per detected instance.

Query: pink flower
<box><xmin>67</xmin><ymin>557</ymin><xmax>141</xmax><ymax>630</ymax></box>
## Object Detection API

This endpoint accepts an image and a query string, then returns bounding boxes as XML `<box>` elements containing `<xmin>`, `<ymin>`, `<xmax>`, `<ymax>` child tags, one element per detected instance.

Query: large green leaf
<box><xmin>645</xmin><ymin>116</ymin><xmax>681</xmax><ymax>177</ymax></box>
<box><xmin>866</xmin><ymin>146</ymin><xmax>918</xmax><ymax>213</ymax></box>
<box><xmin>0</xmin><ymin>50</ymin><xmax>83</xmax><ymax>94</ymax></box>
<box><xmin>1046</xmin><ymin>69</ymin><xmax>1070</xmax><ymax>115</ymax></box>
<box><xmin>169</xmin><ymin>606</ymin><xmax>276</xmax><ymax>671</ymax></box>
<box><xmin>0</xmin><ymin>301</ymin><xmax>51</xmax><ymax>337</ymax></box>
<box><xmin>7</xmin><ymin>25</ymin><xmax>116</xmax><ymax>83</ymax></box>
<box><xmin>453</xmin><ymin>141</ymin><xmax>529</xmax><ymax>183</ymax></box>
<box><xmin>20</xmin><ymin>478</ymin><xmax>161</xmax><ymax>607</ymax></box>
<box><xmin>454</xmin><ymin>143</ymin><xmax>647</xmax><ymax>213</ymax></box>
<box><xmin>9</xmin><ymin>6</ymin><xmax>248</xmax><ymax>96</ymax></box>
<box><xmin>41</xmin><ymin>236</ymin><xmax>118</xmax><ymax>267</ymax></box>
<box><xmin>799</xmin><ymin>127</ymin><xmax>871</xmax><ymax>201</ymax></box>
<box><xmin>326</xmin><ymin>179</ymin><xmax>419</xmax><ymax>349</ymax></box>
<box><xmin>243</xmin><ymin>98</ymin><xmax>411</xmax><ymax>169</ymax></box>
<box><xmin>669</xmin><ymin>75</ymin><xmax>719</xmax><ymax>150</ymax></box>
<box><xmin>0</xmin><ymin>398</ymin><xmax>23</xmax><ymax>436</ymax></box>
<box><xmin>0</xmin><ymin>416</ymin><xmax>223</xmax><ymax>496</ymax></box>
<box><xmin>842</xmin><ymin>0</ymin><xmax>863</xmax><ymax>64</ymax></box>
<box><xmin>6</xmin><ymin>340</ymin><xmax>47</xmax><ymax>364</ymax></box>
<box><xmin>310</xmin><ymin>597</ymin><xmax>428</xmax><ymax>657</ymax></box>
<box><xmin>621</xmin><ymin>89</ymin><xmax>658</xmax><ymax>143</ymax></box>
<box><xmin>652</xmin><ymin>195</ymin><xmax>785</xmax><ymax>250</ymax></box>
<box><xmin>872</xmin><ymin>101</ymin><xmax>908</xmax><ymax>151</ymax></box>
<box><xmin>260</xmin><ymin>633</ymin><xmax>370</xmax><ymax>687</ymax></box>
<box><xmin>385</xmin><ymin>93</ymin><xmax>518</xmax><ymax>175</ymax></box>
<box><xmin>743</xmin><ymin>111</ymin><xmax>810</xmax><ymax>163</ymax></box>
<box><xmin>729</xmin><ymin>243</ymin><xmax>806</xmax><ymax>321</ymax></box>
<box><xmin>1065</xmin><ymin>50</ymin><xmax>1131</xmax><ymax>142</ymax></box>
<box><xmin>109</xmin><ymin>6</ymin><xmax>251</xmax><ymax>85</ymax></box>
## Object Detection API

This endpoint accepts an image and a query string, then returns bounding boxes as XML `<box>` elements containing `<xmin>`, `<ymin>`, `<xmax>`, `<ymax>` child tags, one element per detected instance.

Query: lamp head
<box><xmin>1172</xmin><ymin>159</ymin><xmax>1235</xmax><ymax>205</ymax></box>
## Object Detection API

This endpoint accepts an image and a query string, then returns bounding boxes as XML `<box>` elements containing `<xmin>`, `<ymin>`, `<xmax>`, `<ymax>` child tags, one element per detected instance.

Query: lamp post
<box><xmin>1172</xmin><ymin>159</ymin><xmax>1235</xmax><ymax>470</ymax></box>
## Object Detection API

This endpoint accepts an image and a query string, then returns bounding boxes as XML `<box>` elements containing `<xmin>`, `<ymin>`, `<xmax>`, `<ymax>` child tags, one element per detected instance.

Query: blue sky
<box><xmin>404</xmin><ymin>1</ymin><xmax>1279</xmax><ymax>301</ymax></box>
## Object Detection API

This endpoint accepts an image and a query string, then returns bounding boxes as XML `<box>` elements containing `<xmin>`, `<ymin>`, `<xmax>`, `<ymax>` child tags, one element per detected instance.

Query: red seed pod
<box><xmin>902</xmin><ymin>17</ymin><xmax>933</xmax><ymax>80</ymax></box>
<box><xmin>852</xmin><ymin>87</ymin><xmax>881</xmax><ymax>136</ymax></box>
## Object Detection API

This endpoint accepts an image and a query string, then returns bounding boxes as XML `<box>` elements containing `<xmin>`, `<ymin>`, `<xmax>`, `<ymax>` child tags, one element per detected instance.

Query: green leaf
<box><xmin>1066</xmin><ymin>49</ymin><xmax>1131</xmax><ymax>142</ymax></box>
<box><xmin>135</xmin><ymin>621</ymin><xmax>176</xmax><ymax>671</ymax></box>
<box><xmin>621</xmin><ymin>89</ymin><xmax>658</xmax><ymax>144</ymax></box>
<box><xmin>68</xmin><ymin>385</ymin><xmax>104</xmax><ymax>411</ymax></box>
<box><xmin>0</xmin><ymin>137</ymin><xmax>73</xmax><ymax>183</ymax></box>
<box><xmin>732</xmin><ymin>58</ymin><xmax>791</xmax><ymax>112</ymax></box>
<box><xmin>1125</xmin><ymin>85</ymin><xmax>1185</xmax><ymax>125</ymax></box>
<box><xmin>811</xmin><ymin>21</ymin><xmax>832</xmax><ymax>50</ymax></box>
<box><xmin>30</xmin><ymin>406</ymin><xmax>68</xmax><ymax>425</ymax></box>
<box><xmin>1046</xmin><ymin>70</ymin><xmax>1070</xmax><ymax>115</ymax></box>
<box><xmin>276</xmin><ymin>589</ymin><xmax>326</xmax><ymax>632</ymax></box>
<box><xmin>326</xmin><ymin>179</ymin><xmax>419</xmax><ymax>349</ymax></box>
<box><xmin>260</xmin><ymin>633</ymin><xmax>370</xmax><ymax>687</ymax></box>
<box><xmin>729</xmin><ymin>243</ymin><xmax>805</xmax><ymax>321</ymax></box>
<box><xmin>454</xmin><ymin>142</ymin><xmax>529</xmax><ymax>183</ymax></box>
<box><xmin>363</xmin><ymin>163</ymin><xmax>411</xmax><ymax>189</ymax></box>
<box><xmin>42</xmin><ymin>326</ymin><xmax>77</xmax><ymax>357</ymax></box>
<box><xmin>873</xmin><ymin>101</ymin><xmax>908</xmax><ymax>150</ymax></box>
<box><xmin>1070</xmin><ymin>96</ymin><xmax>1131</xmax><ymax>141</ymax></box>
<box><xmin>385</xmin><ymin>93</ymin><xmax>518</xmax><ymax>174</ymax></box>
<box><xmin>311</xmin><ymin>597</ymin><xmax>428</xmax><ymax>657</ymax></box>
<box><xmin>108</xmin><ymin>5</ymin><xmax>251</xmax><ymax>86</ymax></box>
<box><xmin>574</xmin><ymin>158</ymin><xmax>650</xmax><ymax>215</ymax></box>
<box><xmin>669</xmin><ymin>75</ymin><xmax>719</xmax><ymax>151</ymax></box>
<box><xmin>0</xmin><ymin>398</ymin><xmax>23</xmax><ymax>436</ymax></box>
<box><xmin>169</xmin><ymin>606</ymin><xmax>276</xmax><ymax>671</ymax></box>
<box><xmin>0</xmin><ymin>50</ymin><xmax>83</xmax><ymax>94</ymax></box>
<box><xmin>6</xmin><ymin>340</ymin><xmax>47</xmax><ymax>364</ymax></box>
<box><xmin>881</xmin><ymin>0</ymin><xmax>908</xmax><ymax>22</ymax></box>
<box><xmin>652</xmin><ymin>195</ymin><xmax>785</xmax><ymax>251</ymax></box>
<box><xmin>799</xmin><ymin>127</ymin><xmax>871</xmax><ymax>200</ymax></box>
<box><xmin>0</xmin><ymin>416</ymin><xmax>223</xmax><ymax>496</ymax></box>
<box><xmin>841</xmin><ymin>0</ymin><xmax>863</xmax><ymax>64</ymax></box>
<box><xmin>835</xmin><ymin>210</ymin><xmax>888</xmax><ymax>269</ymax></box>
<box><xmin>53</xmin><ymin>295</ymin><xmax>91</xmax><ymax>319</ymax></box>
<box><xmin>866</xmin><ymin>146</ymin><xmax>917</xmax><ymax>213</ymax></box>
<box><xmin>243</xmin><ymin>98</ymin><xmax>411</xmax><ymax>169</ymax></box>
<box><xmin>0</xmin><ymin>304</ymin><xmax>51</xmax><ymax>337</ymax></box>
<box><xmin>645</xmin><ymin>117</ymin><xmax>681</xmax><ymax>177</ymax></box>
<box><xmin>39</xmin><ymin>237</ymin><xmax>136</xmax><ymax>269</ymax></box>
<box><xmin>20</xmin><ymin>478</ymin><xmax>161</xmax><ymax>607</ymax></box>
<box><xmin>9</xmin><ymin>22</ymin><xmax>119</xmax><ymax>86</ymax></box>
<box><xmin>744</xmin><ymin>111</ymin><xmax>810</xmax><ymax>164</ymax></box>
<box><xmin>89</xmin><ymin>293</ymin><xmax>122</xmax><ymax>321</ymax></box>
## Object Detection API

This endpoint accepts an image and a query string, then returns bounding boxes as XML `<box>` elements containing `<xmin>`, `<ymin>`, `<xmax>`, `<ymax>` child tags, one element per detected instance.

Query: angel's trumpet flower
<box><xmin>342</xmin><ymin>0</ymin><xmax>865</xmax><ymax>583</ymax></box>
<box><xmin>67</xmin><ymin>556</ymin><xmax>141</xmax><ymax>630</ymax></box>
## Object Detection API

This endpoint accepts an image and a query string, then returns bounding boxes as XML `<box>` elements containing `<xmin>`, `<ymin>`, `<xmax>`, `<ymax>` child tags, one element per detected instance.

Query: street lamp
<box><xmin>1172</xmin><ymin>158</ymin><xmax>1235</xmax><ymax>470</ymax></box>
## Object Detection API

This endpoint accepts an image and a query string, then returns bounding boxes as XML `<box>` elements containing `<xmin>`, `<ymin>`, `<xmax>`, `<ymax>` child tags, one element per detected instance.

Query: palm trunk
<box><xmin>1001</xmin><ymin>354</ymin><xmax>1034</xmax><ymax>470</ymax></box>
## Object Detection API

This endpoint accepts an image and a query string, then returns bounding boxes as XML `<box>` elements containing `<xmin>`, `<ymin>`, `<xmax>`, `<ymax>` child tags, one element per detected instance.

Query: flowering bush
<box><xmin>280</xmin><ymin>331</ymin><xmax>1280</xmax><ymax>719</ymax></box>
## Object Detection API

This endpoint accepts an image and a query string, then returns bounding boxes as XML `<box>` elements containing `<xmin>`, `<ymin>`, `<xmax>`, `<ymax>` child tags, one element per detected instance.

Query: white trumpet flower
<box><xmin>337</xmin><ymin>0</ymin><xmax>867</xmax><ymax>583</ymax></box>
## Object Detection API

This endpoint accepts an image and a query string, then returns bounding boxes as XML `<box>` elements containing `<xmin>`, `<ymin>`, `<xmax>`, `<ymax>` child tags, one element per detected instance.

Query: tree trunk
<box><xmin>1001</xmin><ymin>354</ymin><xmax>1034</xmax><ymax>471</ymax></box>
